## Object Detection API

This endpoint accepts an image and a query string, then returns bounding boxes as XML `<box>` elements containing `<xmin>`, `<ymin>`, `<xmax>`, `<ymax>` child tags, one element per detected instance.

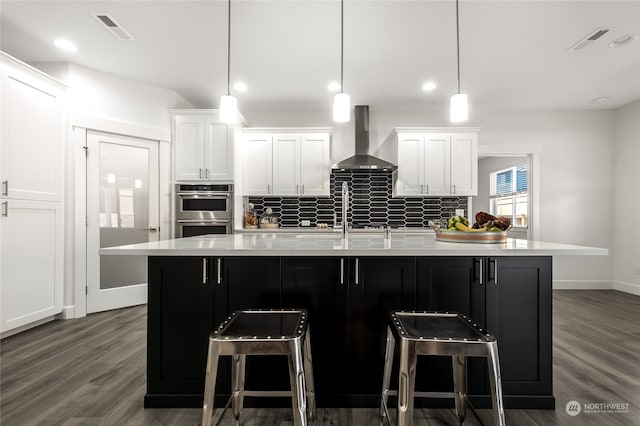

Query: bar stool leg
<box><xmin>379</xmin><ymin>326</ymin><xmax>395</xmax><ymax>423</ymax></box>
<box><xmin>288</xmin><ymin>340</ymin><xmax>308</xmax><ymax>426</ymax></box>
<box><xmin>202</xmin><ymin>339</ymin><xmax>220</xmax><ymax>426</ymax></box>
<box><xmin>487</xmin><ymin>342</ymin><xmax>506</xmax><ymax>426</ymax></box>
<box><xmin>397</xmin><ymin>339</ymin><xmax>417</xmax><ymax>426</ymax></box>
<box><xmin>303</xmin><ymin>328</ymin><xmax>316</xmax><ymax>421</ymax></box>
<box><xmin>231</xmin><ymin>354</ymin><xmax>246</xmax><ymax>423</ymax></box>
<box><xmin>451</xmin><ymin>355</ymin><xmax>468</xmax><ymax>423</ymax></box>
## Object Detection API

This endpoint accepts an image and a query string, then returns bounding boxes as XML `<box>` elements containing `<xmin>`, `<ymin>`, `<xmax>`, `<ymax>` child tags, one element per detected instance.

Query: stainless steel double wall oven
<box><xmin>175</xmin><ymin>184</ymin><xmax>233</xmax><ymax>237</ymax></box>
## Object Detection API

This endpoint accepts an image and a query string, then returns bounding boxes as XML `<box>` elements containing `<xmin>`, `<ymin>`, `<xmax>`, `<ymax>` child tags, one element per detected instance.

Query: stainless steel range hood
<box><xmin>332</xmin><ymin>105</ymin><xmax>397</xmax><ymax>171</ymax></box>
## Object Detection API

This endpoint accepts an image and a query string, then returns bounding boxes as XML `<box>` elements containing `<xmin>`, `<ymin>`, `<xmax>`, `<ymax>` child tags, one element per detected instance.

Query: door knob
<box><xmin>145</xmin><ymin>227</ymin><xmax>159</xmax><ymax>232</ymax></box>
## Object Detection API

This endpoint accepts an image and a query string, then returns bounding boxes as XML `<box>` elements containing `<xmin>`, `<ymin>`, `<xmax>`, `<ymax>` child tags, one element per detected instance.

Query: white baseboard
<box><xmin>614</xmin><ymin>280</ymin><xmax>640</xmax><ymax>296</ymax></box>
<box><xmin>55</xmin><ymin>305</ymin><xmax>76</xmax><ymax>320</ymax></box>
<box><xmin>0</xmin><ymin>316</ymin><xmax>56</xmax><ymax>339</ymax></box>
<box><xmin>553</xmin><ymin>280</ymin><xmax>614</xmax><ymax>290</ymax></box>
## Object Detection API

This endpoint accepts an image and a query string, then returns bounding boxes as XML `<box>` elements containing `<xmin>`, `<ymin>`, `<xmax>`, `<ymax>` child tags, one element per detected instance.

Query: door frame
<box><xmin>475</xmin><ymin>145</ymin><xmax>540</xmax><ymax>241</ymax></box>
<box><xmin>71</xmin><ymin>115</ymin><xmax>171</xmax><ymax>318</ymax></box>
<box><xmin>85</xmin><ymin>130</ymin><xmax>159</xmax><ymax>313</ymax></box>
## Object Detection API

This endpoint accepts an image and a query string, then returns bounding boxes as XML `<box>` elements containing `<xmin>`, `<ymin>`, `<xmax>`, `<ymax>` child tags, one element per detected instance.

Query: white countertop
<box><xmin>100</xmin><ymin>232</ymin><xmax>608</xmax><ymax>257</ymax></box>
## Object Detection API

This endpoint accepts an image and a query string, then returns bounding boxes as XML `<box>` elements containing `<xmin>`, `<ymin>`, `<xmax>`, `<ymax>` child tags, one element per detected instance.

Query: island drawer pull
<box><xmin>199</xmin><ymin>168</ymin><xmax>203</xmax><ymax>179</ymax></box>
<box><xmin>217</xmin><ymin>258</ymin><xmax>222</xmax><ymax>284</ymax></box>
<box><xmin>479</xmin><ymin>258</ymin><xmax>483</xmax><ymax>285</ymax></box>
<box><xmin>355</xmin><ymin>258</ymin><xmax>359</xmax><ymax>285</ymax></box>
<box><xmin>494</xmin><ymin>258</ymin><xmax>499</xmax><ymax>285</ymax></box>
<box><xmin>340</xmin><ymin>258</ymin><xmax>344</xmax><ymax>285</ymax></box>
<box><xmin>1</xmin><ymin>180</ymin><xmax>7</xmax><ymax>196</ymax></box>
<box><xmin>202</xmin><ymin>258</ymin><xmax>208</xmax><ymax>284</ymax></box>
<box><xmin>2</xmin><ymin>201</ymin><xmax>7</xmax><ymax>217</ymax></box>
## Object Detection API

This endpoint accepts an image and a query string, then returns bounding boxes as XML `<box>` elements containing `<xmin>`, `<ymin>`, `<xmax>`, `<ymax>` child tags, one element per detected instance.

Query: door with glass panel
<box><xmin>86</xmin><ymin>131</ymin><xmax>159</xmax><ymax>313</ymax></box>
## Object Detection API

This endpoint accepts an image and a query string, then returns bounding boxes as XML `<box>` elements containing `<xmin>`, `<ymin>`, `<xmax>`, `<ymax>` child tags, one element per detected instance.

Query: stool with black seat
<box><xmin>380</xmin><ymin>311</ymin><xmax>505</xmax><ymax>426</ymax></box>
<box><xmin>201</xmin><ymin>309</ymin><xmax>315</xmax><ymax>426</ymax></box>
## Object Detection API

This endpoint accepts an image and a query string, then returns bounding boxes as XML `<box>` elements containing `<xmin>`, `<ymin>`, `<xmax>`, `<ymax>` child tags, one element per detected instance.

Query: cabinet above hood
<box><xmin>332</xmin><ymin>105</ymin><xmax>397</xmax><ymax>172</ymax></box>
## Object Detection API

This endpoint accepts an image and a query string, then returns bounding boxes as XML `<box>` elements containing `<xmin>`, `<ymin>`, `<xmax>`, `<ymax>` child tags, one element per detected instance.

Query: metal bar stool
<box><xmin>380</xmin><ymin>311</ymin><xmax>505</xmax><ymax>426</ymax></box>
<box><xmin>201</xmin><ymin>309</ymin><xmax>316</xmax><ymax>426</ymax></box>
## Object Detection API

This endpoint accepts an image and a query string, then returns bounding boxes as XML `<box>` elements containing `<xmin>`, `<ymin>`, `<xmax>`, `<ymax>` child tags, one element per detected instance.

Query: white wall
<box><xmin>245</xmin><ymin>106</ymin><xmax>616</xmax><ymax>286</ymax></box>
<box><xmin>33</xmin><ymin>62</ymin><xmax>193</xmax><ymax>131</ymax></box>
<box><xmin>613</xmin><ymin>100</ymin><xmax>640</xmax><ymax>295</ymax></box>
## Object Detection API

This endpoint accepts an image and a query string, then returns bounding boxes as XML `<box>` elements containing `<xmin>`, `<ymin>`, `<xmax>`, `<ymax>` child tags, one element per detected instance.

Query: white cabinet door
<box><xmin>0</xmin><ymin>199</ymin><xmax>63</xmax><ymax>332</ymax></box>
<box><xmin>272</xmin><ymin>135</ymin><xmax>300</xmax><ymax>195</ymax></box>
<box><xmin>450</xmin><ymin>133</ymin><xmax>478</xmax><ymax>196</ymax></box>
<box><xmin>204</xmin><ymin>119</ymin><xmax>232</xmax><ymax>181</ymax></box>
<box><xmin>396</xmin><ymin>134</ymin><xmax>424</xmax><ymax>196</ymax></box>
<box><xmin>299</xmin><ymin>134</ymin><xmax>330</xmax><ymax>196</ymax></box>
<box><xmin>174</xmin><ymin>115</ymin><xmax>205</xmax><ymax>181</ymax></box>
<box><xmin>1</xmin><ymin>64</ymin><xmax>65</xmax><ymax>202</ymax></box>
<box><xmin>424</xmin><ymin>134</ymin><xmax>451</xmax><ymax>195</ymax></box>
<box><xmin>243</xmin><ymin>135</ymin><xmax>273</xmax><ymax>195</ymax></box>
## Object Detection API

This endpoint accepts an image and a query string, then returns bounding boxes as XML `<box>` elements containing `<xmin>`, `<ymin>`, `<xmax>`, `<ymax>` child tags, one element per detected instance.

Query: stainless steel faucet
<box><xmin>341</xmin><ymin>181</ymin><xmax>349</xmax><ymax>238</ymax></box>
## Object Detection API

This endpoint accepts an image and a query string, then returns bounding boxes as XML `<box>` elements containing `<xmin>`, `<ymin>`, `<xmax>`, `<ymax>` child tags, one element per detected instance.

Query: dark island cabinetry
<box><xmin>145</xmin><ymin>255</ymin><xmax>553</xmax><ymax>409</ymax></box>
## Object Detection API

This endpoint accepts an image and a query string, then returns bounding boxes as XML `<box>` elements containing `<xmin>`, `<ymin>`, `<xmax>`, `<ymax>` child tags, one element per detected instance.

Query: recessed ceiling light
<box><xmin>422</xmin><ymin>81</ymin><xmax>437</xmax><ymax>91</ymax></box>
<box><xmin>54</xmin><ymin>39</ymin><xmax>78</xmax><ymax>52</ymax></box>
<box><xmin>589</xmin><ymin>96</ymin><xmax>610</xmax><ymax>103</ymax></box>
<box><xmin>609</xmin><ymin>34</ymin><xmax>638</xmax><ymax>48</ymax></box>
<box><xmin>328</xmin><ymin>81</ymin><xmax>341</xmax><ymax>92</ymax></box>
<box><xmin>233</xmin><ymin>82</ymin><xmax>248</xmax><ymax>92</ymax></box>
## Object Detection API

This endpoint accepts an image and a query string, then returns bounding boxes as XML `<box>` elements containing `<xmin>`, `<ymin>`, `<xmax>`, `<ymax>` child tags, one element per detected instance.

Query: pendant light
<box><xmin>333</xmin><ymin>0</ymin><xmax>350</xmax><ymax>123</ymax></box>
<box><xmin>220</xmin><ymin>0</ymin><xmax>238</xmax><ymax>124</ymax></box>
<box><xmin>450</xmin><ymin>0</ymin><xmax>468</xmax><ymax>123</ymax></box>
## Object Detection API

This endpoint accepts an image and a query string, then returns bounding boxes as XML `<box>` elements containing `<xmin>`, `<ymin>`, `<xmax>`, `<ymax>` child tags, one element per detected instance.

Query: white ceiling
<box><xmin>1</xmin><ymin>1</ymin><xmax>639</xmax><ymax>112</ymax></box>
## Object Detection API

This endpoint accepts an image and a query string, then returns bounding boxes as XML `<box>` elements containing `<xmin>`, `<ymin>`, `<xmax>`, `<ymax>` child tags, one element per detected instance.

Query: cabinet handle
<box><xmin>420</xmin><ymin>184</ymin><xmax>424</xmax><ymax>194</ymax></box>
<box><xmin>296</xmin><ymin>184</ymin><xmax>300</xmax><ymax>194</ymax></box>
<box><xmin>1</xmin><ymin>180</ymin><xmax>7</xmax><ymax>196</ymax></box>
<box><xmin>452</xmin><ymin>184</ymin><xmax>456</xmax><ymax>195</ymax></box>
<box><xmin>340</xmin><ymin>258</ymin><xmax>344</xmax><ymax>285</ymax></box>
<box><xmin>202</xmin><ymin>258</ymin><xmax>208</xmax><ymax>284</ymax></box>
<box><xmin>479</xmin><ymin>258</ymin><xmax>483</xmax><ymax>285</ymax></box>
<box><xmin>206</xmin><ymin>168</ymin><xmax>210</xmax><ymax>179</ymax></box>
<box><xmin>494</xmin><ymin>258</ymin><xmax>499</xmax><ymax>285</ymax></box>
<box><xmin>355</xmin><ymin>258</ymin><xmax>359</xmax><ymax>285</ymax></box>
<box><xmin>199</xmin><ymin>168</ymin><xmax>203</xmax><ymax>179</ymax></box>
<box><xmin>217</xmin><ymin>258</ymin><xmax>222</xmax><ymax>284</ymax></box>
<box><xmin>425</xmin><ymin>184</ymin><xmax>429</xmax><ymax>195</ymax></box>
<box><xmin>2</xmin><ymin>201</ymin><xmax>7</xmax><ymax>217</ymax></box>
<box><xmin>267</xmin><ymin>184</ymin><xmax>271</xmax><ymax>194</ymax></box>
<box><xmin>301</xmin><ymin>184</ymin><xmax>305</xmax><ymax>194</ymax></box>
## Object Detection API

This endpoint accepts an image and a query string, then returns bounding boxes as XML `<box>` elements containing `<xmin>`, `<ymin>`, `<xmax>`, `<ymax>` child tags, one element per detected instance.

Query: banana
<box><xmin>454</xmin><ymin>222</ymin><xmax>487</xmax><ymax>232</ymax></box>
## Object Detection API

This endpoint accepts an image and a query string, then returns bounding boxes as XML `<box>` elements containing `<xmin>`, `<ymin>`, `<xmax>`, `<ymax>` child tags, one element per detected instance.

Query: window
<box><xmin>490</xmin><ymin>163</ymin><xmax>528</xmax><ymax>227</ymax></box>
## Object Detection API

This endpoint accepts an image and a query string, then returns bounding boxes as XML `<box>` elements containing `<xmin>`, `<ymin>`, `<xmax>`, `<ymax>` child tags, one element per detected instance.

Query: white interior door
<box><xmin>86</xmin><ymin>131</ymin><xmax>159</xmax><ymax>313</ymax></box>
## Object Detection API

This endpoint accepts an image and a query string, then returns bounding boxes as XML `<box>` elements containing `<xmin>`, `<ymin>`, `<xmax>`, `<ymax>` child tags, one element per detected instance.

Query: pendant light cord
<box><xmin>227</xmin><ymin>0</ymin><xmax>231</xmax><ymax>96</ymax></box>
<box><xmin>340</xmin><ymin>0</ymin><xmax>344</xmax><ymax>94</ymax></box>
<box><xmin>455</xmin><ymin>0</ymin><xmax>461</xmax><ymax>94</ymax></box>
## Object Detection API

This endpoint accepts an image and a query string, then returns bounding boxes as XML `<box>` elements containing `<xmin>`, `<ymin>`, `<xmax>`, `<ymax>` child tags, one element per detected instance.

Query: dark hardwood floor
<box><xmin>1</xmin><ymin>290</ymin><xmax>639</xmax><ymax>425</ymax></box>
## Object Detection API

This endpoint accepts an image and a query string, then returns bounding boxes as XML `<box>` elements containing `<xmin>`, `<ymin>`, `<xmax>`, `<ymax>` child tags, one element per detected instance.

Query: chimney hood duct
<box><xmin>332</xmin><ymin>105</ymin><xmax>397</xmax><ymax>171</ymax></box>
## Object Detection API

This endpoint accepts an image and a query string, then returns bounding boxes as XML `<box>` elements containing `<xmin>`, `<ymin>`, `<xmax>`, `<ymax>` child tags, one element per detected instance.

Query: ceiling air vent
<box><xmin>91</xmin><ymin>13</ymin><xmax>135</xmax><ymax>41</ymax></box>
<box><xmin>568</xmin><ymin>27</ymin><xmax>612</xmax><ymax>51</ymax></box>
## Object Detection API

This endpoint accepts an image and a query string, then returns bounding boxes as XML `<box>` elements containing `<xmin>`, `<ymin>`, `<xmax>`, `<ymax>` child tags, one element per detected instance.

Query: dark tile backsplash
<box><xmin>247</xmin><ymin>170</ymin><xmax>468</xmax><ymax>228</ymax></box>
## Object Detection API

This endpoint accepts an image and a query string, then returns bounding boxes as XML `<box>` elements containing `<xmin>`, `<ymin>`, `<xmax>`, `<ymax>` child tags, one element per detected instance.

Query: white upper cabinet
<box><xmin>243</xmin><ymin>134</ymin><xmax>273</xmax><ymax>195</ymax></box>
<box><xmin>172</xmin><ymin>111</ymin><xmax>234</xmax><ymax>181</ymax></box>
<box><xmin>242</xmin><ymin>129</ymin><xmax>331</xmax><ymax>196</ymax></box>
<box><xmin>450</xmin><ymin>133</ymin><xmax>478</xmax><ymax>196</ymax></box>
<box><xmin>394</xmin><ymin>128</ymin><xmax>478</xmax><ymax>197</ymax></box>
<box><xmin>299</xmin><ymin>134</ymin><xmax>330</xmax><ymax>195</ymax></box>
<box><xmin>1</xmin><ymin>55</ymin><xmax>65</xmax><ymax>202</ymax></box>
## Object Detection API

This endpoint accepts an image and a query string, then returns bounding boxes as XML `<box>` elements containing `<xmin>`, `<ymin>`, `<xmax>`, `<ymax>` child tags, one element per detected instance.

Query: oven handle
<box><xmin>176</xmin><ymin>192</ymin><xmax>230</xmax><ymax>197</ymax></box>
<box><xmin>176</xmin><ymin>219</ymin><xmax>230</xmax><ymax>224</ymax></box>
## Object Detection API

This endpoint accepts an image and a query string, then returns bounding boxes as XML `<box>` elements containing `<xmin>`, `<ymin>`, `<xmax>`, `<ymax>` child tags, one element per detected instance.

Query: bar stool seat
<box><xmin>380</xmin><ymin>311</ymin><xmax>505</xmax><ymax>426</ymax></box>
<box><xmin>201</xmin><ymin>309</ymin><xmax>316</xmax><ymax>426</ymax></box>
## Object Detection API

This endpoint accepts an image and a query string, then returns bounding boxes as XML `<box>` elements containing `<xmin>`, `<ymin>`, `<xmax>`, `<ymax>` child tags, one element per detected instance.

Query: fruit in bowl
<box><xmin>445</xmin><ymin>212</ymin><xmax>511</xmax><ymax>233</ymax></box>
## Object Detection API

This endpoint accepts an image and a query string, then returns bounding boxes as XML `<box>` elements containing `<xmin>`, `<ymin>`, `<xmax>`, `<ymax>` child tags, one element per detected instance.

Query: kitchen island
<box><xmin>101</xmin><ymin>233</ymin><xmax>606</xmax><ymax>410</ymax></box>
